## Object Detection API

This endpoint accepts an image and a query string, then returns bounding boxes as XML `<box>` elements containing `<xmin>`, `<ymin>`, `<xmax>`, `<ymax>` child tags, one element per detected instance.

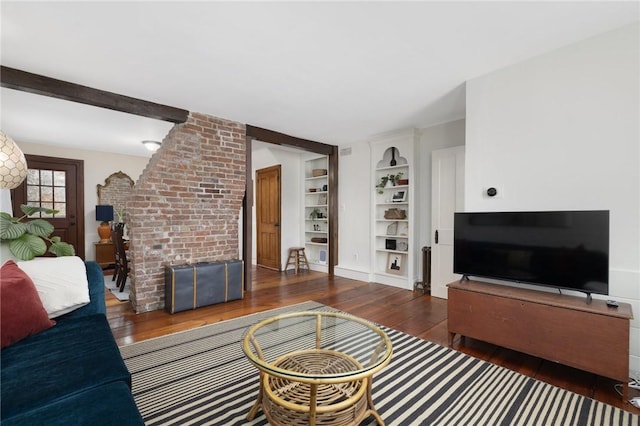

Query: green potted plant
<box><xmin>0</xmin><ymin>204</ymin><xmax>75</xmax><ymax>260</ymax></box>
<box><xmin>115</xmin><ymin>207</ymin><xmax>125</xmax><ymax>223</ymax></box>
<box><xmin>390</xmin><ymin>172</ymin><xmax>403</xmax><ymax>185</ymax></box>
<box><xmin>309</xmin><ymin>208</ymin><xmax>322</xmax><ymax>221</ymax></box>
<box><xmin>376</xmin><ymin>176</ymin><xmax>390</xmax><ymax>194</ymax></box>
<box><xmin>376</xmin><ymin>172</ymin><xmax>404</xmax><ymax>194</ymax></box>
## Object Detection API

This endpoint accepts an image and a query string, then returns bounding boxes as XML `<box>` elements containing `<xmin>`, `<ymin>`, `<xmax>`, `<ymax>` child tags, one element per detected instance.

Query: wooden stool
<box><xmin>284</xmin><ymin>247</ymin><xmax>310</xmax><ymax>273</ymax></box>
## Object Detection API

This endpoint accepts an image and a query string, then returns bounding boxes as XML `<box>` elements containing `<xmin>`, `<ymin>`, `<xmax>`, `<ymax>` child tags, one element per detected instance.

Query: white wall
<box><xmin>251</xmin><ymin>144</ymin><xmax>302</xmax><ymax>269</ymax></box>
<box><xmin>13</xmin><ymin>141</ymin><xmax>149</xmax><ymax>261</ymax></box>
<box><xmin>465</xmin><ymin>23</ymin><xmax>639</xmax><ymax>372</ymax></box>
<box><xmin>334</xmin><ymin>142</ymin><xmax>373</xmax><ymax>279</ymax></box>
<box><xmin>415</xmin><ymin>119</ymin><xmax>466</xmax><ymax>254</ymax></box>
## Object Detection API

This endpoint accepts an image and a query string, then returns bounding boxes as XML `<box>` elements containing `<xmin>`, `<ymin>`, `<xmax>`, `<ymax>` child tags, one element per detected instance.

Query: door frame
<box><xmin>244</xmin><ymin>126</ymin><xmax>339</xmax><ymax>291</ymax></box>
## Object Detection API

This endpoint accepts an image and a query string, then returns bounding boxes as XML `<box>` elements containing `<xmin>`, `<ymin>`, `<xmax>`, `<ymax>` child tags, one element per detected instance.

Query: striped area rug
<box><xmin>120</xmin><ymin>301</ymin><xmax>639</xmax><ymax>426</ymax></box>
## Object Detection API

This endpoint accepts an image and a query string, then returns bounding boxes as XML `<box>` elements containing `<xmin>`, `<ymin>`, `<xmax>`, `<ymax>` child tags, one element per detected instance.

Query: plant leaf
<box><xmin>20</xmin><ymin>205</ymin><xmax>45</xmax><ymax>216</ymax></box>
<box><xmin>48</xmin><ymin>241</ymin><xmax>75</xmax><ymax>257</ymax></box>
<box><xmin>9</xmin><ymin>234</ymin><xmax>47</xmax><ymax>261</ymax></box>
<box><xmin>0</xmin><ymin>218</ymin><xmax>27</xmax><ymax>240</ymax></box>
<box><xmin>24</xmin><ymin>219</ymin><xmax>55</xmax><ymax>238</ymax></box>
<box><xmin>20</xmin><ymin>205</ymin><xmax>58</xmax><ymax>217</ymax></box>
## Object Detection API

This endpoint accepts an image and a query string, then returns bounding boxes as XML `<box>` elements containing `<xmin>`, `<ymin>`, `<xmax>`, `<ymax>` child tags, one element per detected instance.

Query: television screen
<box><xmin>453</xmin><ymin>210</ymin><xmax>609</xmax><ymax>295</ymax></box>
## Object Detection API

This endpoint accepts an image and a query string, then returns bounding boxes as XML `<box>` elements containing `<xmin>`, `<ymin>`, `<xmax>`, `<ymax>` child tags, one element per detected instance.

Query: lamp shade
<box><xmin>0</xmin><ymin>131</ymin><xmax>28</xmax><ymax>189</ymax></box>
<box><xmin>95</xmin><ymin>205</ymin><xmax>114</xmax><ymax>222</ymax></box>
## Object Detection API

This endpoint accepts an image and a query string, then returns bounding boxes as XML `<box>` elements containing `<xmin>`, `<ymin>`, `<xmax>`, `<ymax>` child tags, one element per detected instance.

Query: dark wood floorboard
<box><xmin>106</xmin><ymin>266</ymin><xmax>639</xmax><ymax>414</ymax></box>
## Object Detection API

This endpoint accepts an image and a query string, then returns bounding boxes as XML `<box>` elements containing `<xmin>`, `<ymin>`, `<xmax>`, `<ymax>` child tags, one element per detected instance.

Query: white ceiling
<box><xmin>1</xmin><ymin>1</ymin><xmax>638</xmax><ymax>158</ymax></box>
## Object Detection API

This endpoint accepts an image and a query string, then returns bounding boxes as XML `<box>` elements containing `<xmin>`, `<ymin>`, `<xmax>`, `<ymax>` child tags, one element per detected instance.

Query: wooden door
<box><xmin>256</xmin><ymin>165</ymin><xmax>281</xmax><ymax>270</ymax></box>
<box><xmin>11</xmin><ymin>155</ymin><xmax>85</xmax><ymax>259</ymax></box>
<box><xmin>431</xmin><ymin>146</ymin><xmax>464</xmax><ymax>299</ymax></box>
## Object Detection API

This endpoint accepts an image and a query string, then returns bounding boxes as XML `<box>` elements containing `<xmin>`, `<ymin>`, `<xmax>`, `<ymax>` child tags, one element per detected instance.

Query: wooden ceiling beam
<box><xmin>0</xmin><ymin>66</ymin><xmax>189</xmax><ymax>123</ymax></box>
<box><xmin>246</xmin><ymin>125</ymin><xmax>334</xmax><ymax>156</ymax></box>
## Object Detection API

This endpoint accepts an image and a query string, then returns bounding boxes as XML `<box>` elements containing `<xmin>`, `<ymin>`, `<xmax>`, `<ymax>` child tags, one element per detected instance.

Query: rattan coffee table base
<box><xmin>243</xmin><ymin>312</ymin><xmax>392</xmax><ymax>426</ymax></box>
<box><xmin>248</xmin><ymin>349</ymin><xmax>384</xmax><ymax>426</ymax></box>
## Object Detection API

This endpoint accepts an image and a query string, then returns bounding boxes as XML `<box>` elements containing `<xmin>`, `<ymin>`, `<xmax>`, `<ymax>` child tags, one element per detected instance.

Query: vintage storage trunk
<box><xmin>165</xmin><ymin>260</ymin><xmax>244</xmax><ymax>314</ymax></box>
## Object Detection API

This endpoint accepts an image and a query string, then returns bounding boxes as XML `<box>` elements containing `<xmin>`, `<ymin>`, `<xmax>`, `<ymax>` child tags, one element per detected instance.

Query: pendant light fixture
<box><xmin>142</xmin><ymin>140</ymin><xmax>162</xmax><ymax>152</ymax></box>
<box><xmin>0</xmin><ymin>131</ymin><xmax>28</xmax><ymax>189</ymax></box>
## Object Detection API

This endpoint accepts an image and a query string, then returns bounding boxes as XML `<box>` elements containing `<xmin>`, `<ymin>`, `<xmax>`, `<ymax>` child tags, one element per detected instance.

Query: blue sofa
<box><xmin>1</xmin><ymin>261</ymin><xmax>144</xmax><ymax>426</ymax></box>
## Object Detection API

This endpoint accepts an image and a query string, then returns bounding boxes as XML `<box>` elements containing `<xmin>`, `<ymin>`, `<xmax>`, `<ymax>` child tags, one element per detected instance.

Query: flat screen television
<box><xmin>453</xmin><ymin>210</ymin><xmax>609</xmax><ymax>296</ymax></box>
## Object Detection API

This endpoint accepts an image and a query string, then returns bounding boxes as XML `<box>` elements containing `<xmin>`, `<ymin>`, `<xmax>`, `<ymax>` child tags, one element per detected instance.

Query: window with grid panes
<box><xmin>26</xmin><ymin>168</ymin><xmax>67</xmax><ymax>218</ymax></box>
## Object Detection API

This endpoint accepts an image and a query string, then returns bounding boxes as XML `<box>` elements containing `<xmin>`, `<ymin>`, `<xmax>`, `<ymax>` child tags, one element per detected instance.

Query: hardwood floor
<box><xmin>106</xmin><ymin>267</ymin><xmax>639</xmax><ymax>415</ymax></box>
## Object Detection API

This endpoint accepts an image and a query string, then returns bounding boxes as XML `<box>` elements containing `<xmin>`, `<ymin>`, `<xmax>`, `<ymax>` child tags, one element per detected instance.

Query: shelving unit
<box><xmin>370</xmin><ymin>131</ymin><xmax>416</xmax><ymax>289</ymax></box>
<box><xmin>374</xmin><ymin>164</ymin><xmax>410</xmax><ymax>286</ymax></box>
<box><xmin>303</xmin><ymin>155</ymin><xmax>329</xmax><ymax>272</ymax></box>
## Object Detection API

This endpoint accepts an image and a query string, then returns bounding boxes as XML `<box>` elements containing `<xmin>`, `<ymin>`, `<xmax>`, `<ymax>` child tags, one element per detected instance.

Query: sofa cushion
<box><xmin>1</xmin><ymin>314</ymin><xmax>131</xmax><ymax>420</ymax></box>
<box><xmin>0</xmin><ymin>260</ymin><xmax>55</xmax><ymax>349</ymax></box>
<box><xmin>58</xmin><ymin>261</ymin><xmax>106</xmax><ymax>320</ymax></box>
<box><xmin>17</xmin><ymin>256</ymin><xmax>90</xmax><ymax>318</ymax></box>
<box><xmin>1</xmin><ymin>381</ymin><xmax>144</xmax><ymax>426</ymax></box>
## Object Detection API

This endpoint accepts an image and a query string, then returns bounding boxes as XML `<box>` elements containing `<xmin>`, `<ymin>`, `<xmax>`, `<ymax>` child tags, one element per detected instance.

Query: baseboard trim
<box><xmin>334</xmin><ymin>266</ymin><xmax>370</xmax><ymax>282</ymax></box>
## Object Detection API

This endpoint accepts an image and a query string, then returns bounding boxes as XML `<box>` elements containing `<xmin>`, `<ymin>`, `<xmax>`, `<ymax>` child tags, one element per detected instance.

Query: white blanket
<box><xmin>17</xmin><ymin>256</ymin><xmax>90</xmax><ymax>318</ymax></box>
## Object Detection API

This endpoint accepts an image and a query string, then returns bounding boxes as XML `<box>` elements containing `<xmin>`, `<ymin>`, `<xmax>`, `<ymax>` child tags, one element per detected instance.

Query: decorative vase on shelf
<box><xmin>385</xmin><ymin>179</ymin><xmax>394</xmax><ymax>189</ymax></box>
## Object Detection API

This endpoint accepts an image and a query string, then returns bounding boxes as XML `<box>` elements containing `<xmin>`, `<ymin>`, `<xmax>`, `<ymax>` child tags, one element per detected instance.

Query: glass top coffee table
<box><xmin>242</xmin><ymin>311</ymin><xmax>393</xmax><ymax>426</ymax></box>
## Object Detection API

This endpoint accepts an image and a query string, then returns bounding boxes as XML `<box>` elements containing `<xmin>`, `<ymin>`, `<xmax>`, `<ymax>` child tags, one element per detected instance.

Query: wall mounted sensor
<box><xmin>487</xmin><ymin>187</ymin><xmax>498</xmax><ymax>197</ymax></box>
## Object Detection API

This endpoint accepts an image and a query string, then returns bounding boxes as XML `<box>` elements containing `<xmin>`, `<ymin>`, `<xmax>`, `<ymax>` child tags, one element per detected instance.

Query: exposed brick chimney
<box><xmin>127</xmin><ymin>112</ymin><xmax>246</xmax><ymax>313</ymax></box>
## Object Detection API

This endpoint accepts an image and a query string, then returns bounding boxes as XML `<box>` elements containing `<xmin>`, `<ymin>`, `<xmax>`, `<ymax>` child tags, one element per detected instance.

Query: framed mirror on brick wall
<box><xmin>97</xmin><ymin>171</ymin><xmax>134</xmax><ymax>223</ymax></box>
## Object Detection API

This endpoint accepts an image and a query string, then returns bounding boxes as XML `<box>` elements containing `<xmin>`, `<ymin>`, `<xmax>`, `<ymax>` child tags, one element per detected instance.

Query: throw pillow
<box><xmin>1</xmin><ymin>260</ymin><xmax>55</xmax><ymax>348</ymax></box>
<box><xmin>17</xmin><ymin>256</ymin><xmax>90</xmax><ymax>318</ymax></box>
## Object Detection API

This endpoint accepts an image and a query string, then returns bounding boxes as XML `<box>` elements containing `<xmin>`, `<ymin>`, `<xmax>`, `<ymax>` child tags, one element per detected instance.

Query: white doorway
<box><xmin>431</xmin><ymin>146</ymin><xmax>465</xmax><ymax>298</ymax></box>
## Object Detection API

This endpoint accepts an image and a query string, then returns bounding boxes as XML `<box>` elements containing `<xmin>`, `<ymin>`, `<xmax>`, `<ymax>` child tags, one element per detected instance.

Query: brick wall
<box><xmin>127</xmin><ymin>112</ymin><xmax>246</xmax><ymax>313</ymax></box>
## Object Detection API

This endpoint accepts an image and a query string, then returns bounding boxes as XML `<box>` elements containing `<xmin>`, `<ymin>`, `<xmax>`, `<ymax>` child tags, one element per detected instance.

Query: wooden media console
<box><xmin>447</xmin><ymin>280</ymin><xmax>634</xmax><ymax>401</ymax></box>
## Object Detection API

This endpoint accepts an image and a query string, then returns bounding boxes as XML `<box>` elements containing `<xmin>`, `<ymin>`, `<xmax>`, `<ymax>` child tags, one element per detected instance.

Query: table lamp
<box><xmin>96</xmin><ymin>205</ymin><xmax>114</xmax><ymax>243</ymax></box>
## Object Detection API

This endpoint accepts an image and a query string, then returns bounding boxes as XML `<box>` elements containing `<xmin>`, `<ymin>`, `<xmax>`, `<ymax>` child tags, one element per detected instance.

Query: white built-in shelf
<box><xmin>371</xmin><ymin>138</ymin><xmax>415</xmax><ymax>290</ymax></box>
<box><xmin>379</xmin><ymin>184</ymin><xmax>408</xmax><ymax>190</ymax></box>
<box><xmin>303</xmin><ymin>155</ymin><xmax>330</xmax><ymax>273</ymax></box>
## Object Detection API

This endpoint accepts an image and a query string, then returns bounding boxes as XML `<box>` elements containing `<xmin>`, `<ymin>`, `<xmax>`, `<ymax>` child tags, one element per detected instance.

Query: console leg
<box><xmin>448</xmin><ymin>332</ymin><xmax>455</xmax><ymax>347</ymax></box>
